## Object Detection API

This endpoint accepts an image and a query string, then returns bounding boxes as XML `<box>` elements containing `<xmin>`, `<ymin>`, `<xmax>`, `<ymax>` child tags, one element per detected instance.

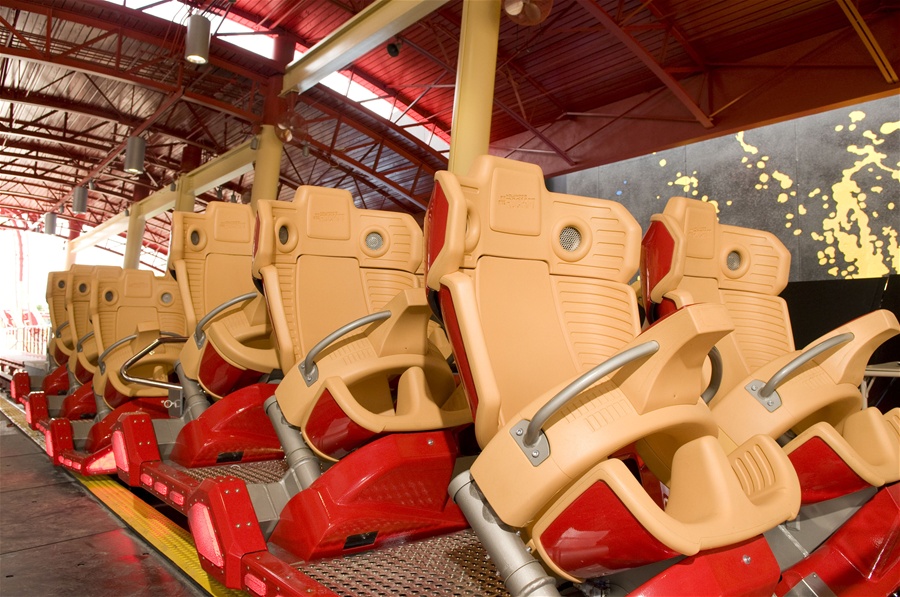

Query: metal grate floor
<box><xmin>174</xmin><ymin>458</ymin><xmax>289</xmax><ymax>484</ymax></box>
<box><xmin>298</xmin><ymin>530</ymin><xmax>510</xmax><ymax>596</ymax></box>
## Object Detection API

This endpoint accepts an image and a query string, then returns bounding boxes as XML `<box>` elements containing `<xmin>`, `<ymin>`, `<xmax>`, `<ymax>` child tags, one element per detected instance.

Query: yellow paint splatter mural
<box><xmin>570</xmin><ymin>95</ymin><xmax>899</xmax><ymax>281</ymax></box>
<box><xmin>727</xmin><ymin>109</ymin><xmax>898</xmax><ymax>279</ymax></box>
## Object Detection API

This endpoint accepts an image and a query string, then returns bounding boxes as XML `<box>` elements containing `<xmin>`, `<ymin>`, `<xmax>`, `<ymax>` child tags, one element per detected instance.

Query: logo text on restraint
<box><xmin>498</xmin><ymin>194</ymin><xmax>536</xmax><ymax>209</ymax></box>
<box><xmin>313</xmin><ymin>211</ymin><xmax>345</xmax><ymax>222</ymax></box>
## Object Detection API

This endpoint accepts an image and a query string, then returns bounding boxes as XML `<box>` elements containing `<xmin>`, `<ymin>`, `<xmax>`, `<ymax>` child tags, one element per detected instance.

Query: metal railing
<box><xmin>2</xmin><ymin>325</ymin><xmax>51</xmax><ymax>356</ymax></box>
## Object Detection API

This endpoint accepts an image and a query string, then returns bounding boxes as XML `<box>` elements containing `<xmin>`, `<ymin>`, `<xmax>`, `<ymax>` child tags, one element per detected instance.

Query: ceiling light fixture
<box><xmin>185</xmin><ymin>14</ymin><xmax>211</xmax><ymax>65</ymax></box>
<box><xmin>44</xmin><ymin>212</ymin><xmax>57</xmax><ymax>236</ymax></box>
<box><xmin>124</xmin><ymin>136</ymin><xmax>146</xmax><ymax>174</ymax></box>
<box><xmin>73</xmin><ymin>186</ymin><xmax>88</xmax><ymax>214</ymax></box>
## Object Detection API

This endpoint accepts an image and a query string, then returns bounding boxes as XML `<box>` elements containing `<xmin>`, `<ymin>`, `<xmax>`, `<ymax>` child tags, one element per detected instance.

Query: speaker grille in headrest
<box><xmin>365</xmin><ymin>231</ymin><xmax>384</xmax><ymax>251</ymax></box>
<box><xmin>559</xmin><ymin>226</ymin><xmax>582</xmax><ymax>252</ymax></box>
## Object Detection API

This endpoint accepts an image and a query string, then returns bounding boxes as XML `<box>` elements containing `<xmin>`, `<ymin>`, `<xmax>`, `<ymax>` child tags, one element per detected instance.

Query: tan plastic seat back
<box><xmin>643</xmin><ymin>196</ymin><xmax>794</xmax><ymax>394</ymax></box>
<box><xmin>253</xmin><ymin>186</ymin><xmax>423</xmax><ymax>373</ymax></box>
<box><xmin>169</xmin><ymin>202</ymin><xmax>257</xmax><ymax>332</ymax></box>
<box><xmin>67</xmin><ymin>265</ymin><xmax>122</xmax><ymax>375</ymax></box>
<box><xmin>424</xmin><ymin>155</ymin><xmax>642</xmax><ymax>446</ymax></box>
<box><xmin>46</xmin><ymin>271</ymin><xmax>72</xmax><ymax>359</ymax></box>
<box><xmin>92</xmin><ymin>269</ymin><xmax>185</xmax><ymax>350</ymax></box>
<box><xmin>91</xmin><ymin>269</ymin><xmax>186</xmax><ymax>406</ymax></box>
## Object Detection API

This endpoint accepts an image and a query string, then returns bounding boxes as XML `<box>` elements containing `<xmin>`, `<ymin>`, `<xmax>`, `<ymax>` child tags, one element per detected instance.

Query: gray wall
<box><xmin>558</xmin><ymin>94</ymin><xmax>900</xmax><ymax>282</ymax></box>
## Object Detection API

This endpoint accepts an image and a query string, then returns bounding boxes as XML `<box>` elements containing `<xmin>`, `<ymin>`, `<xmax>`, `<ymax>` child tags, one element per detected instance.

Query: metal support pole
<box><xmin>448</xmin><ymin>0</ymin><xmax>501</xmax><ymax>177</ymax></box>
<box><xmin>93</xmin><ymin>390</ymin><xmax>111</xmax><ymax>422</ymax></box>
<box><xmin>450</xmin><ymin>471</ymin><xmax>560</xmax><ymax>597</ymax></box>
<box><xmin>175</xmin><ymin>362</ymin><xmax>209</xmax><ymax>422</ymax></box>
<box><xmin>263</xmin><ymin>395</ymin><xmax>322</xmax><ymax>490</ymax></box>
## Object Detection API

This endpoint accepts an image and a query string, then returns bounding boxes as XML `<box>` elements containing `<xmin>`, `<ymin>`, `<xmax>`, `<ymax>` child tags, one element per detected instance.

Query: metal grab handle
<box><xmin>76</xmin><ymin>331</ymin><xmax>94</xmax><ymax>353</ymax></box>
<box><xmin>194</xmin><ymin>292</ymin><xmax>259</xmax><ymax>347</ymax></box>
<box><xmin>759</xmin><ymin>332</ymin><xmax>854</xmax><ymax>398</ymax></box>
<box><xmin>523</xmin><ymin>341</ymin><xmax>660</xmax><ymax>447</ymax></box>
<box><xmin>701</xmin><ymin>346</ymin><xmax>723</xmax><ymax>404</ymax></box>
<box><xmin>98</xmin><ymin>330</ymin><xmax>184</xmax><ymax>373</ymax></box>
<box><xmin>120</xmin><ymin>335</ymin><xmax>188</xmax><ymax>391</ymax></box>
<box><xmin>54</xmin><ymin>321</ymin><xmax>69</xmax><ymax>338</ymax></box>
<box><xmin>299</xmin><ymin>311</ymin><xmax>392</xmax><ymax>386</ymax></box>
<box><xmin>98</xmin><ymin>334</ymin><xmax>139</xmax><ymax>372</ymax></box>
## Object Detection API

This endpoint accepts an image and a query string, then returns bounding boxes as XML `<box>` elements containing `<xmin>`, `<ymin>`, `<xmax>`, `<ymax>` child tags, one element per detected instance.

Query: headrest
<box><xmin>169</xmin><ymin>202</ymin><xmax>254</xmax><ymax>266</ymax></box>
<box><xmin>92</xmin><ymin>269</ymin><xmax>181</xmax><ymax>313</ymax></box>
<box><xmin>425</xmin><ymin>155</ymin><xmax>641</xmax><ymax>291</ymax></box>
<box><xmin>66</xmin><ymin>265</ymin><xmax>122</xmax><ymax>304</ymax></box>
<box><xmin>46</xmin><ymin>271</ymin><xmax>68</xmax><ymax>301</ymax></box>
<box><xmin>645</xmin><ymin>197</ymin><xmax>791</xmax><ymax>303</ymax></box>
<box><xmin>252</xmin><ymin>186</ymin><xmax>423</xmax><ymax>279</ymax></box>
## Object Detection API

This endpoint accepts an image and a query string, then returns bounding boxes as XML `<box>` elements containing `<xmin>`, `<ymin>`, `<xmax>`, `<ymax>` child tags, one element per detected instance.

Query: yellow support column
<box><xmin>174</xmin><ymin>178</ymin><xmax>194</xmax><ymax>213</ymax></box>
<box><xmin>122</xmin><ymin>207</ymin><xmax>146</xmax><ymax>269</ymax></box>
<box><xmin>448</xmin><ymin>0</ymin><xmax>501</xmax><ymax>177</ymax></box>
<box><xmin>249</xmin><ymin>124</ymin><xmax>283</xmax><ymax>209</ymax></box>
<box><xmin>64</xmin><ymin>244</ymin><xmax>76</xmax><ymax>269</ymax></box>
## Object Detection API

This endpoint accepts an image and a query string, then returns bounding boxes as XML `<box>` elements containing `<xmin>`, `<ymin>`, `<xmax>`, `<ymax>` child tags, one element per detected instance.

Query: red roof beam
<box><xmin>575</xmin><ymin>0</ymin><xmax>713</xmax><ymax>128</ymax></box>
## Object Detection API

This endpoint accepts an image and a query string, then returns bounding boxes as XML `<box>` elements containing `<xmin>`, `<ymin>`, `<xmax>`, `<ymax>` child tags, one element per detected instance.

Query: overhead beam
<box><xmin>401</xmin><ymin>36</ymin><xmax>576</xmax><ymax>165</ymax></box>
<box><xmin>38</xmin><ymin>89</ymin><xmax>184</xmax><ymax>222</ymax></box>
<box><xmin>68</xmin><ymin>139</ymin><xmax>256</xmax><ymax>254</ymax></box>
<box><xmin>575</xmin><ymin>0</ymin><xmax>714</xmax><ymax>128</ymax></box>
<box><xmin>281</xmin><ymin>0</ymin><xmax>451</xmax><ymax>96</ymax></box>
<box><xmin>835</xmin><ymin>0</ymin><xmax>898</xmax><ymax>84</ymax></box>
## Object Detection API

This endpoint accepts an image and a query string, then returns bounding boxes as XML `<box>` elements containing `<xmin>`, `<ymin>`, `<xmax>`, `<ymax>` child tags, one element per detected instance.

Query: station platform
<box><xmin>0</xmin><ymin>391</ymin><xmax>238</xmax><ymax>597</ymax></box>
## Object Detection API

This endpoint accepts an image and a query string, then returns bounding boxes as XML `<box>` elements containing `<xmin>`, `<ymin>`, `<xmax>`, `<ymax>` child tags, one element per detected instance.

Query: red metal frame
<box><xmin>41</xmin><ymin>364</ymin><xmax>69</xmax><ymax>396</ymax></box>
<box><xmin>304</xmin><ymin>389</ymin><xmax>380</xmax><ymax>460</ymax></box>
<box><xmin>197</xmin><ymin>342</ymin><xmax>264</xmax><ymax>399</ymax></box>
<box><xmin>60</xmin><ymin>381</ymin><xmax>97</xmax><ymax>421</ymax></box>
<box><xmin>632</xmin><ymin>536</ymin><xmax>781</xmax><ymax>596</ymax></box>
<box><xmin>269</xmin><ymin>430</ymin><xmax>467</xmax><ymax>561</ymax></box>
<box><xmin>169</xmin><ymin>383</ymin><xmax>282</xmax><ymax>467</ymax></box>
<box><xmin>188</xmin><ymin>477</ymin><xmax>269</xmax><ymax>588</ymax></box>
<box><xmin>48</xmin><ymin>398</ymin><xmax>169</xmax><ymax>475</ymax></box>
<box><xmin>112</xmin><ymin>413</ymin><xmax>161</xmax><ymax>487</ymax></box>
<box><xmin>788</xmin><ymin>436</ymin><xmax>872</xmax><ymax>504</ymax></box>
<box><xmin>776</xmin><ymin>483</ymin><xmax>900</xmax><ymax>596</ymax></box>
<box><xmin>24</xmin><ymin>391</ymin><xmax>48</xmax><ymax>430</ymax></box>
<box><xmin>240</xmin><ymin>551</ymin><xmax>338</xmax><ymax>597</ymax></box>
<box><xmin>10</xmin><ymin>371</ymin><xmax>31</xmax><ymax>403</ymax></box>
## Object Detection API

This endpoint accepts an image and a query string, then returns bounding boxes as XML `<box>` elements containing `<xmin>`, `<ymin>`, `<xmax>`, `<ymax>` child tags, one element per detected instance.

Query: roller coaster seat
<box><xmin>91</xmin><ymin>269</ymin><xmax>186</xmax><ymax>409</ymax></box>
<box><xmin>253</xmin><ymin>186</ymin><xmax>469</xmax><ymax>462</ymax></box>
<box><xmin>426</xmin><ymin>155</ymin><xmax>800</xmax><ymax>581</ymax></box>
<box><xmin>46</xmin><ymin>270</ymin><xmax>72</xmax><ymax>366</ymax></box>
<box><xmin>169</xmin><ymin>201</ymin><xmax>278</xmax><ymax>399</ymax></box>
<box><xmin>66</xmin><ymin>265</ymin><xmax>122</xmax><ymax>384</ymax></box>
<box><xmin>641</xmin><ymin>196</ymin><xmax>900</xmax><ymax>502</ymax></box>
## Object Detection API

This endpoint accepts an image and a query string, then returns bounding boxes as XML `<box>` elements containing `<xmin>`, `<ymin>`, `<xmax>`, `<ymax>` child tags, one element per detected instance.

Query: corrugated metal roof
<box><xmin>1</xmin><ymin>0</ymin><xmax>897</xmax><ymax>255</ymax></box>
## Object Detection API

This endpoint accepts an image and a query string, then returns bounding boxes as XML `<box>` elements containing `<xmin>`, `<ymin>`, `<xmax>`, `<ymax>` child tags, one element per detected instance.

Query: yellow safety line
<box><xmin>0</xmin><ymin>394</ymin><xmax>243</xmax><ymax>597</ymax></box>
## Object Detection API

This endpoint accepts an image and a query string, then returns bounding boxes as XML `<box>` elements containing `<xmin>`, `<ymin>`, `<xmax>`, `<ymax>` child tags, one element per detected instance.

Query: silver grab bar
<box><xmin>701</xmin><ymin>346</ymin><xmax>723</xmax><ymax>404</ymax></box>
<box><xmin>194</xmin><ymin>292</ymin><xmax>259</xmax><ymax>347</ymax></box>
<box><xmin>120</xmin><ymin>335</ymin><xmax>188</xmax><ymax>391</ymax></box>
<box><xmin>523</xmin><ymin>341</ymin><xmax>660</xmax><ymax>447</ymax></box>
<box><xmin>759</xmin><ymin>333</ymin><xmax>853</xmax><ymax>398</ymax></box>
<box><xmin>54</xmin><ymin>321</ymin><xmax>69</xmax><ymax>338</ymax></box>
<box><xmin>98</xmin><ymin>330</ymin><xmax>184</xmax><ymax>374</ymax></box>
<box><xmin>75</xmin><ymin>330</ymin><xmax>94</xmax><ymax>353</ymax></box>
<box><xmin>298</xmin><ymin>311</ymin><xmax>392</xmax><ymax>386</ymax></box>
